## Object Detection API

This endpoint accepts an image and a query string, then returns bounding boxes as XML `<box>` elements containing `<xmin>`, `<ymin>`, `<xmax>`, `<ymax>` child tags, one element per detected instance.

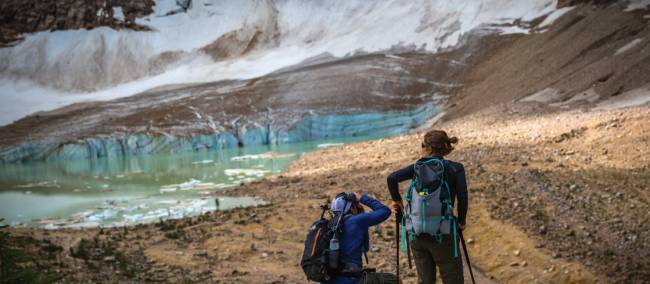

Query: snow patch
<box><xmin>595</xmin><ymin>84</ymin><xmax>650</xmax><ymax>110</ymax></box>
<box><xmin>521</xmin><ymin>88</ymin><xmax>563</xmax><ymax>104</ymax></box>
<box><xmin>625</xmin><ymin>0</ymin><xmax>650</xmax><ymax>11</ymax></box>
<box><xmin>113</xmin><ymin>7</ymin><xmax>125</xmax><ymax>21</ymax></box>
<box><xmin>538</xmin><ymin>6</ymin><xmax>574</xmax><ymax>28</ymax></box>
<box><xmin>615</xmin><ymin>38</ymin><xmax>644</xmax><ymax>56</ymax></box>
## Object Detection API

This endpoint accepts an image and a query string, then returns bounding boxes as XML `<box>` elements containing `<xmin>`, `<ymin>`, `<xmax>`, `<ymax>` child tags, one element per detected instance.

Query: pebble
<box><xmin>539</xmin><ymin>225</ymin><xmax>547</xmax><ymax>234</ymax></box>
<box><xmin>513</xmin><ymin>249</ymin><xmax>521</xmax><ymax>256</ymax></box>
<box><xmin>467</xmin><ymin>238</ymin><xmax>474</xmax><ymax>244</ymax></box>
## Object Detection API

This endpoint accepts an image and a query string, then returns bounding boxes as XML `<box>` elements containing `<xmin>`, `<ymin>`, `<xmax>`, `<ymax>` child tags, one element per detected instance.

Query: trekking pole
<box><xmin>458</xmin><ymin>229</ymin><xmax>476</xmax><ymax>284</ymax></box>
<box><xmin>405</xmin><ymin>225</ymin><xmax>412</xmax><ymax>269</ymax></box>
<box><xmin>395</xmin><ymin>210</ymin><xmax>401</xmax><ymax>280</ymax></box>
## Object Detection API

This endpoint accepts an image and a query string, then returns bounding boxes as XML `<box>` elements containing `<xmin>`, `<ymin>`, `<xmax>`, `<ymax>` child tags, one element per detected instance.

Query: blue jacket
<box><xmin>323</xmin><ymin>194</ymin><xmax>391</xmax><ymax>284</ymax></box>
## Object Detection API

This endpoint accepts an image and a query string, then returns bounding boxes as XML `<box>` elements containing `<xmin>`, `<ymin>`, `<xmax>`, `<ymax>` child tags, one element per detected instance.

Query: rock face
<box><xmin>0</xmin><ymin>0</ymin><xmax>154</xmax><ymax>46</ymax></box>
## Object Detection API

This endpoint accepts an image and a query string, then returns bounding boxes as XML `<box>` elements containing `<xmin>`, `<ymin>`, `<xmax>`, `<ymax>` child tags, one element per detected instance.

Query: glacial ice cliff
<box><xmin>0</xmin><ymin>104</ymin><xmax>437</xmax><ymax>163</ymax></box>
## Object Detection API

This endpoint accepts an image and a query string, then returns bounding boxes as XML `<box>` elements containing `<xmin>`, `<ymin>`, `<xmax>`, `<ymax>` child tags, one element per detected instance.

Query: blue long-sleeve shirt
<box><xmin>323</xmin><ymin>194</ymin><xmax>391</xmax><ymax>284</ymax></box>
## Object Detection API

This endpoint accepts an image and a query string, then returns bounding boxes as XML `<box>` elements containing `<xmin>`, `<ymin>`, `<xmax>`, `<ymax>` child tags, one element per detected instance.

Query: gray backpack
<box><xmin>402</xmin><ymin>158</ymin><xmax>459</xmax><ymax>257</ymax></box>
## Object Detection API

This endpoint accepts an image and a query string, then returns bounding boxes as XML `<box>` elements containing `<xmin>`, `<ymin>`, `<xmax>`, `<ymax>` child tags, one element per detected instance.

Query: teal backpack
<box><xmin>402</xmin><ymin>158</ymin><xmax>459</xmax><ymax>257</ymax></box>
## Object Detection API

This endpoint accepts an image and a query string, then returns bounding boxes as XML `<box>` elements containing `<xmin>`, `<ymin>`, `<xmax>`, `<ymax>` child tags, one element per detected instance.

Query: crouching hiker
<box><xmin>387</xmin><ymin>130</ymin><xmax>469</xmax><ymax>284</ymax></box>
<box><xmin>301</xmin><ymin>192</ymin><xmax>399</xmax><ymax>284</ymax></box>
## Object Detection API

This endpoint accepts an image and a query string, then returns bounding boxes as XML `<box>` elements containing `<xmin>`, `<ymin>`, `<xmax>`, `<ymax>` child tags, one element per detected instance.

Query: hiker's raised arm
<box><xmin>456</xmin><ymin>163</ymin><xmax>469</xmax><ymax>226</ymax></box>
<box><xmin>354</xmin><ymin>194</ymin><xmax>391</xmax><ymax>227</ymax></box>
<box><xmin>387</xmin><ymin>164</ymin><xmax>415</xmax><ymax>201</ymax></box>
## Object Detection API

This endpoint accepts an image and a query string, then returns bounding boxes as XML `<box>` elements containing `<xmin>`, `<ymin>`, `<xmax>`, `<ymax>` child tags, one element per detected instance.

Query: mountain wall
<box><xmin>0</xmin><ymin>0</ymin><xmax>562</xmax><ymax>125</ymax></box>
<box><xmin>0</xmin><ymin>0</ymin><xmax>154</xmax><ymax>46</ymax></box>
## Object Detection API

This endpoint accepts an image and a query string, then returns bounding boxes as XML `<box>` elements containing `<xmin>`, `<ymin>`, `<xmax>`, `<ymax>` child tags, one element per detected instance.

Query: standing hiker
<box><xmin>387</xmin><ymin>130</ymin><xmax>468</xmax><ymax>284</ymax></box>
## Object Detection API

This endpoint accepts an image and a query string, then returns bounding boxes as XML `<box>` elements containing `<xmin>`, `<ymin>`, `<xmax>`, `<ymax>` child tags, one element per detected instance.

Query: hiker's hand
<box><xmin>354</xmin><ymin>192</ymin><xmax>362</xmax><ymax>202</ymax></box>
<box><xmin>390</xmin><ymin>200</ymin><xmax>404</xmax><ymax>215</ymax></box>
<box><xmin>459</xmin><ymin>223</ymin><xmax>466</xmax><ymax>231</ymax></box>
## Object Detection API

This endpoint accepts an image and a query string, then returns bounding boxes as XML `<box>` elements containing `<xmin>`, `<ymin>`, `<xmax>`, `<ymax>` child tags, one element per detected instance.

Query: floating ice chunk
<box><xmin>160</xmin><ymin>187</ymin><xmax>177</xmax><ymax>193</ymax></box>
<box><xmin>230</xmin><ymin>152</ymin><xmax>294</xmax><ymax>161</ymax></box>
<box><xmin>192</xmin><ymin>159</ymin><xmax>214</xmax><ymax>164</ymax></box>
<box><xmin>171</xmin><ymin>179</ymin><xmax>218</xmax><ymax>190</ymax></box>
<box><xmin>64</xmin><ymin>222</ymin><xmax>101</xmax><ymax>229</ymax></box>
<box><xmin>231</xmin><ymin>154</ymin><xmax>267</xmax><ymax>161</ymax></box>
<box><xmin>224</xmin><ymin>169</ymin><xmax>270</xmax><ymax>177</ymax></box>
<box><xmin>317</xmin><ymin>143</ymin><xmax>344</xmax><ymax>148</ymax></box>
<box><xmin>179</xmin><ymin>179</ymin><xmax>201</xmax><ymax>189</ymax></box>
<box><xmin>15</xmin><ymin>181</ymin><xmax>57</xmax><ymax>188</ymax></box>
<box><xmin>193</xmin><ymin>182</ymin><xmax>218</xmax><ymax>190</ymax></box>
<box><xmin>44</xmin><ymin>223</ymin><xmax>59</xmax><ymax>230</ymax></box>
<box><xmin>86</xmin><ymin>209</ymin><xmax>117</xmax><ymax>222</ymax></box>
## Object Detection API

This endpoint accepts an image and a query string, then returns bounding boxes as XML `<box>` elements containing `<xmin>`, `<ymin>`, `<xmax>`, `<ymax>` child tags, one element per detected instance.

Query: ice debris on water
<box><xmin>317</xmin><ymin>143</ymin><xmax>344</xmax><ymax>148</ymax></box>
<box><xmin>192</xmin><ymin>159</ymin><xmax>214</xmax><ymax>164</ymax></box>
<box><xmin>224</xmin><ymin>169</ymin><xmax>269</xmax><ymax>177</ymax></box>
<box><xmin>15</xmin><ymin>180</ymin><xmax>58</xmax><ymax>188</ymax></box>
<box><xmin>159</xmin><ymin>179</ymin><xmax>222</xmax><ymax>193</ymax></box>
<box><xmin>230</xmin><ymin>152</ymin><xmax>294</xmax><ymax>161</ymax></box>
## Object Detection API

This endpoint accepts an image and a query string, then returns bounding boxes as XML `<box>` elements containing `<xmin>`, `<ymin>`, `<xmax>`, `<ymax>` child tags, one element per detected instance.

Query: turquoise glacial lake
<box><xmin>0</xmin><ymin>137</ymin><xmax>376</xmax><ymax>229</ymax></box>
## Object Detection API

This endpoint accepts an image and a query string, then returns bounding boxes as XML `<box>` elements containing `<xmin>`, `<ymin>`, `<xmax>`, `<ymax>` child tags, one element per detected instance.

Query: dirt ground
<box><xmin>4</xmin><ymin>102</ymin><xmax>648</xmax><ymax>283</ymax></box>
<box><xmin>2</xmin><ymin>2</ymin><xmax>650</xmax><ymax>283</ymax></box>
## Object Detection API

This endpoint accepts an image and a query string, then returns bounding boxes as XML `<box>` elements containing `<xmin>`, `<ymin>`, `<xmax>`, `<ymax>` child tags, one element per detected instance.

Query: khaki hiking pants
<box><xmin>411</xmin><ymin>234</ymin><xmax>463</xmax><ymax>284</ymax></box>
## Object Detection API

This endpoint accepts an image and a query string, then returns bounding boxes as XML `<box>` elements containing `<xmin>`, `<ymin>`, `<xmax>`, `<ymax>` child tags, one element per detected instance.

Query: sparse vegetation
<box><xmin>0</xmin><ymin>231</ymin><xmax>59</xmax><ymax>284</ymax></box>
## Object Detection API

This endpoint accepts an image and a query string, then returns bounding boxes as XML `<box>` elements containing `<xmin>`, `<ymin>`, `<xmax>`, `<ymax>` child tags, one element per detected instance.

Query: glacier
<box><xmin>0</xmin><ymin>0</ymin><xmax>566</xmax><ymax>126</ymax></box>
<box><xmin>0</xmin><ymin>104</ymin><xmax>437</xmax><ymax>164</ymax></box>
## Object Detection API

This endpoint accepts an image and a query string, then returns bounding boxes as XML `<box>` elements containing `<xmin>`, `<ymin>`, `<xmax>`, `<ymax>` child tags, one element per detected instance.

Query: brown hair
<box><xmin>422</xmin><ymin>130</ymin><xmax>458</xmax><ymax>157</ymax></box>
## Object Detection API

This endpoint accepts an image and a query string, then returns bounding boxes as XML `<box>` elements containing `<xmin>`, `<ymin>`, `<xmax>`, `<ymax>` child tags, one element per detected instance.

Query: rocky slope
<box><xmin>0</xmin><ymin>0</ymin><xmax>154</xmax><ymax>46</ymax></box>
<box><xmin>3</xmin><ymin>102</ymin><xmax>648</xmax><ymax>283</ymax></box>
